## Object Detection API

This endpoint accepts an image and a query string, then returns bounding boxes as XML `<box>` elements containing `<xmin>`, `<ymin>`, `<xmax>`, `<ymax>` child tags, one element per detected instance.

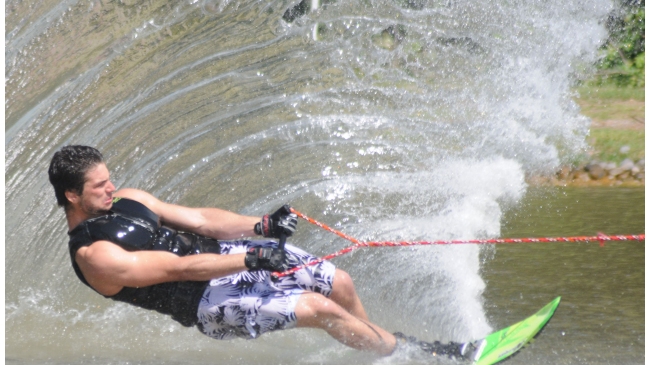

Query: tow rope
<box><xmin>271</xmin><ymin>208</ymin><xmax>645</xmax><ymax>279</ymax></box>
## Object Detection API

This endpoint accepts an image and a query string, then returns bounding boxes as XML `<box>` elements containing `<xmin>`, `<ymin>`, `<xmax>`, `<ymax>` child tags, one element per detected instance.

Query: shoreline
<box><xmin>547</xmin><ymin>158</ymin><xmax>645</xmax><ymax>187</ymax></box>
<box><xmin>528</xmin><ymin>174</ymin><xmax>645</xmax><ymax>188</ymax></box>
<box><xmin>561</xmin><ymin>86</ymin><xmax>645</xmax><ymax>187</ymax></box>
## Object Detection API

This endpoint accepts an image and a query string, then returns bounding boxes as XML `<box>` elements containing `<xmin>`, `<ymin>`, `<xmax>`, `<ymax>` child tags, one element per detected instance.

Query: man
<box><xmin>48</xmin><ymin>145</ymin><xmax>471</xmax><ymax>358</ymax></box>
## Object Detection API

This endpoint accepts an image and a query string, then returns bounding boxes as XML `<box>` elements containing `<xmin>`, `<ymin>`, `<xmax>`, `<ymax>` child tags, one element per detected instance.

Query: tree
<box><xmin>596</xmin><ymin>0</ymin><xmax>645</xmax><ymax>87</ymax></box>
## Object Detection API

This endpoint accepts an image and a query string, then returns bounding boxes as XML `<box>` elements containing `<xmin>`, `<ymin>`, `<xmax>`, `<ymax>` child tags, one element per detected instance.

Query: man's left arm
<box><xmin>114</xmin><ymin>188</ymin><xmax>259</xmax><ymax>240</ymax></box>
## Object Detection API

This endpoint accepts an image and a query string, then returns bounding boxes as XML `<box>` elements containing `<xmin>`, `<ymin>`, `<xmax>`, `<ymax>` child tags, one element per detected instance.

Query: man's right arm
<box><xmin>75</xmin><ymin>240</ymin><xmax>246</xmax><ymax>297</ymax></box>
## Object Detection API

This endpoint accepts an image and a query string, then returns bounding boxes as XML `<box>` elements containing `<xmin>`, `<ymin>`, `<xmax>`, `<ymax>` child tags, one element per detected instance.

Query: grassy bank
<box><xmin>533</xmin><ymin>85</ymin><xmax>645</xmax><ymax>187</ymax></box>
<box><xmin>575</xmin><ymin>85</ymin><xmax>644</xmax><ymax>164</ymax></box>
<box><xmin>533</xmin><ymin>1</ymin><xmax>644</xmax><ymax>186</ymax></box>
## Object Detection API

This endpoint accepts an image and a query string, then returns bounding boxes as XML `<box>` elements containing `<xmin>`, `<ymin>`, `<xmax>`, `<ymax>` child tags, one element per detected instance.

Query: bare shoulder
<box><xmin>75</xmin><ymin>240</ymin><xmax>128</xmax><ymax>296</ymax></box>
<box><xmin>76</xmin><ymin>240</ymin><xmax>125</xmax><ymax>268</ymax></box>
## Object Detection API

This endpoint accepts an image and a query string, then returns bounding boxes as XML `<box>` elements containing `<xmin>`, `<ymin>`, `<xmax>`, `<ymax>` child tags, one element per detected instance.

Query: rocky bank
<box><xmin>530</xmin><ymin>158</ymin><xmax>645</xmax><ymax>187</ymax></box>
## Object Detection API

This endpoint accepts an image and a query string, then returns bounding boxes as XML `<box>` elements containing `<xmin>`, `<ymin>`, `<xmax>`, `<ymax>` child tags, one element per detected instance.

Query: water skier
<box><xmin>48</xmin><ymin>145</ymin><xmax>473</xmax><ymax>359</ymax></box>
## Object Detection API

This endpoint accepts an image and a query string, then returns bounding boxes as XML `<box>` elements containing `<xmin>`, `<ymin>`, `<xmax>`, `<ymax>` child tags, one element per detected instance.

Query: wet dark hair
<box><xmin>48</xmin><ymin>145</ymin><xmax>104</xmax><ymax>209</ymax></box>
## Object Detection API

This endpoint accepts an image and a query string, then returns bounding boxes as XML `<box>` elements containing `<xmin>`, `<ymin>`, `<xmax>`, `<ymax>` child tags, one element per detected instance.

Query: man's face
<box><xmin>74</xmin><ymin>163</ymin><xmax>116</xmax><ymax>216</ymax></box>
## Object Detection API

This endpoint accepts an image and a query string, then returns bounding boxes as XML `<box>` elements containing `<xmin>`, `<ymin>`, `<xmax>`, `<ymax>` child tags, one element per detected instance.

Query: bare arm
<box><xmin>114</xmin><ymin>188</ymin><xmax>259</xmax><ymax>240</ymax></box>
<box><xmin>76</xmin><ymin>240</ymin><xmax>247</xmax><ymax>296</ymax></box>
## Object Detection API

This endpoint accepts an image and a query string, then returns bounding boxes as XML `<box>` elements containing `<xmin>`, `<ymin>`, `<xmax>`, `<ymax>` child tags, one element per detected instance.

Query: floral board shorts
<box><xmin>196</xmin><ymin>240</ymin><xmax>336</xmax><ymax>340</ymax></box>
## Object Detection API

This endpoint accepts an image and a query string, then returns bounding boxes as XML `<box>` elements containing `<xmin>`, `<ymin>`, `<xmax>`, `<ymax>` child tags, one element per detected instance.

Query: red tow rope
<box><xmin>271</xmin><ymin>208</ymin><xmax>645</xmax><ymax>279</ymax></box>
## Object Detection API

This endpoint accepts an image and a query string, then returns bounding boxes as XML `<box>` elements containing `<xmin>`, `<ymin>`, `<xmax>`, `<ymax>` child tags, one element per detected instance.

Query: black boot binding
<box><xmin>393</xmin><ymin>332</ymin><xmax>480</xmax><ymax>360</ymax></box>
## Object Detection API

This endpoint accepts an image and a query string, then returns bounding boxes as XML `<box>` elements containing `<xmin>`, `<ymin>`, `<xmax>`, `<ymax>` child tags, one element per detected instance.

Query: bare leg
<box><xmin>295</xmin><ymin>292</ymin><xmax>396</xmax><ymax>355</ymax></box>
<box><xmin>328</xmin><ymin>269</ymin><xmax>368</xmax><ymax>321</ymax></box>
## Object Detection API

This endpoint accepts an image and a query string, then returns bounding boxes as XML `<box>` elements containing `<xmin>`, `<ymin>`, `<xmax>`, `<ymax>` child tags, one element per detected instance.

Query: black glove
<box><xmin>254</xmin><ymin>205</ymin><xmax>298</xmax><ymax>238</ymax></box>
<box><xmin>244</xmin><ymin>246</ymin><xmax>291</xmax><ymax>272</ymax></box>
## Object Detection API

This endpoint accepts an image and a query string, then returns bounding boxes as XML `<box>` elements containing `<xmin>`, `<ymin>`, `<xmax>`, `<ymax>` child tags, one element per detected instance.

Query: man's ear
<box><xmin>65</xmin><ymin>190</ymin><xmax>80</xmax><ymax>205</ymax></box>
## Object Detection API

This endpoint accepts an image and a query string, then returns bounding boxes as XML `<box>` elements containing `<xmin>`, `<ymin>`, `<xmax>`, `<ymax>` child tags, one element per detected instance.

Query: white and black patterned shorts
<box><xmin>196</xmin><ymin>240</ymin><xmax>336</xmax><ymax>340</ymax></box>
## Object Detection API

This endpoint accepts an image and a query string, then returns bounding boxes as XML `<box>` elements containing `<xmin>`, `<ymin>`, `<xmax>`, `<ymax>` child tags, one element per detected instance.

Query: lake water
<box><xmin>485</xmin><ymin>186</ymin><xmax>645</xmax><ymax>365</ymax></box>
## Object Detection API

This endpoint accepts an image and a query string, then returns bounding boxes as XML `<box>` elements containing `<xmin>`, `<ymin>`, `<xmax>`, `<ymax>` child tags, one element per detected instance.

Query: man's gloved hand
<box><xmin>244</xmin><ymin>246</ymin><xmax>291</xmax><ymax>272</ymax></box>
<box><xmin>254</xmin><ymin>205</ymin><xmax>298</xmax><ymax>238</ymax></box>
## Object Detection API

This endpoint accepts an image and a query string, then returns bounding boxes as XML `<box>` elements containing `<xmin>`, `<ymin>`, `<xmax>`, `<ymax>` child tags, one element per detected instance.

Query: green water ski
<box><xmin>466</xmin><ymin>297</ymin><xmax>561</xmax><ymax>365</ymax></box>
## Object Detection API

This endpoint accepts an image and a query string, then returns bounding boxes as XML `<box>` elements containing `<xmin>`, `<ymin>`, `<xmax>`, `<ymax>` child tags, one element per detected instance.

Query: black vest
<box><xmin>68</xmin><ymin>198</ymin><xmax>220</xmax><ymax>327</ymax></box>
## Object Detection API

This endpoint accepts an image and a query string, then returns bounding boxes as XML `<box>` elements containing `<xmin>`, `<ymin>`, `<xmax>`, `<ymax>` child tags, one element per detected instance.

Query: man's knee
<box><xmin>332</xmin><ymin>269</ymin><xmax>358</xmax><ymax>299</ymax></box>
<box><xmin>295</xmin><ymin>292</ymin><xmax>347</xmax><ymax>328</ymax></box>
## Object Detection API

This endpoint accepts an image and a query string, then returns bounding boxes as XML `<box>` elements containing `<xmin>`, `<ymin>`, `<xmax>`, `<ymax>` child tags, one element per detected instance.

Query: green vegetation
<box><xmin>576</xmin><ymin>85</ymin><xmax>644</xmax><ymax>101</ymax></box>
<box><xmin>575</xmin><ymin>85</ymin><xmax>644</xmax><ymax>123</ymax></box>
<box><xmin>588</xmin><ymin>128</ymin><xmax>644</xmax><ymax>164</ymax></box>
<box><xmin>588</xmin><ymin>1</ymin><xmax>645</xmax><ymax>87</ymax></box>
<box><xmin>573</xmin><ymin>1</ymin><xmax>645</xmax><ymax>168</ymax></box>
<box><xmin>575</xmin><ymin>84</ymin><xmax>644</xmax><ymax>165</ymax></box>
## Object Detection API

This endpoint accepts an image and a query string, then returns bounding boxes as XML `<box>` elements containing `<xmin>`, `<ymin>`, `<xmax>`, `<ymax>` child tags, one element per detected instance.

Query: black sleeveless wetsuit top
<box><xmin>68</xmin><ymin>198</ymin><xmax>221</xmax><ymax>327</ymax></box>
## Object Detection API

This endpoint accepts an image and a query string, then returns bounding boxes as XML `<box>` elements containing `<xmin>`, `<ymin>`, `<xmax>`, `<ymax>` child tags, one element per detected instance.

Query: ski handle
<box><xmin>278</xmin><ymin>231</ymin><xmax>287</xmax><ymax>251</ymax></box>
